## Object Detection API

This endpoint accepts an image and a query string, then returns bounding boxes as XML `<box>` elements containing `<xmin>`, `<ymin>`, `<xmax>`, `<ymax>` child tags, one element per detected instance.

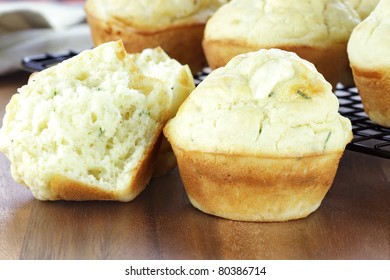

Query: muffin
<box><xmin>348</xmin><ymin>0</ymin><xmax>390</xmax><ymax>127</ymax></box>
<box><xmin>339</xmin><ymin>0</ymin><xmax>379</xmax><ymax>86</ymax></box>
<box><xmin>202</xmin><ymin>0</ymin><xmax>360</xmax><ymax>89</ymax></box>
<box><xmin>85</xmin><ymin>0</ymin><xmax>229</xmax><ymax>74</ymax></box>
<box><xmin>0</xmin><ymin>40</ymin><xmax>194</xmax><ymax>201</ymax></box>
<box><xmin>164</xmin><ymin>48</ymin><xmax>353</xmax><ymax>222</ymax></box>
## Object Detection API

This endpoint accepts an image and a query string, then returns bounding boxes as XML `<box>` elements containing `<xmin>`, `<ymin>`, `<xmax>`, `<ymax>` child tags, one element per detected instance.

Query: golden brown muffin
<box><xmin>202</xmin><ymin>0</ymin><xmax>360</xmax><ymax>89</ymax></box>
<box><xmin>348</xmin><ymin>0</ymin><xmax>390</xmax><ymax>127</ymax></box>
<box><xmin>0</xmin><ymin>41</ymin><xmax>194</xmax><ymax>201</ymax></box>
<box><xmin>164</xmin><ymin>49</ymin><xmax>353</xmax><ymax>222</ymax></box>
<box><xmin>85</xmin><ymin>0</ymin><xmax>228</xmax><ymax>74</ymax></box>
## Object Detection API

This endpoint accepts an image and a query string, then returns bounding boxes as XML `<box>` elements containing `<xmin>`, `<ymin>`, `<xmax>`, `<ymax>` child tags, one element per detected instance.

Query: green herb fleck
<box><xmin>138</xmin><ymin>110</ymin><xmax>150</xmax><ymax>117</ymax></box>
<box><xmin>99</xmin><ymin>127</ymin><xmax>104</xmax><ymax>137</ymax></box>
<box><xmin>255</xmin><ymin>126</ymin><xmax>262</xmax><ymax>141</ymax></box>
<box><xmin>323</xmin><ymin>131</ymin><xmax>332</xmax><ymax>152</ymax></box>
<box><xmin>53</xmin><ymin>90</ymin><xmax>57</xmax><ymax>96</ymax></box>
<box><xmin>297</xmin><ymin>90</ymin><xmax>311</xmax><ymax>100</ymax></box>
<box><xmin>325</xmin><ymin>131</ymin><xmax>331</xmax><ymax>144</ymax></box>
<box><xmin>268</xmin><ymin>92</ymin><xmax>274</xmax><ymax>98</ymax></box>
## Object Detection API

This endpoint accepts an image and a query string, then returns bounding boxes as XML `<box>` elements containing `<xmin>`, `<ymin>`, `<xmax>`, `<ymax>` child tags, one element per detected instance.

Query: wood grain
<box><xmin>0</xmin><ymin>72</ymin><xmax>389</xmax><ymax>260</ymax></box>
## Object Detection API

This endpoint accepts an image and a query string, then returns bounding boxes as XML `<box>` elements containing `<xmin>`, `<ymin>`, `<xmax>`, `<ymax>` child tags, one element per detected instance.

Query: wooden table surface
<box><xmin>0</xmin><ymin>71</ymin><xmax>389</xmax><ymax>260</ymax></box>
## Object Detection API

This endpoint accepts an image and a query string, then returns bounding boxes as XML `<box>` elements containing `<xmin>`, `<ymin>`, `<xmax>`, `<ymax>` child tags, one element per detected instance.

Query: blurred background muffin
<box><xmin>85</xmin><ymin>0</ymin><xmax>229</xmax><ymax>74</ymax></box>
<box><xmin>202</xmin><ymin>0</ymin><xmax>360</xmax><ymax>90</ymax></box>
<box><xmin>348</xmin><ymin>0</ymin><xmax>390</xmax><ymax>127</ymax></box>
<box><xmin>339</xmin><ymin>0</ymin><xmax>380</xmax><ymax>86</ymax></box>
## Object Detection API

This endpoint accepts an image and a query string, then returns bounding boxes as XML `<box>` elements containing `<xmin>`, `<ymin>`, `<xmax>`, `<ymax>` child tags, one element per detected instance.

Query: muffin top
<box><xmin>348</xmin><ymin>0</ymin><xmax>390</xmax><ymax>70</ymax></box>
<box><xmin>345</xmin><ymin>0</ymin><xmax>379</xmax><ymax>19</ymax></box>
<box><xmin>204</xmin><ymin>0</ymin><xmax>360</xmax><ymax>47</ymax></box>
<box><xmin>164</xmin><ymin>49</ymin><xmax>352</xmax><ymax>157</ymax></box>
<box><xmin>85</xmin><ymin>0</ymin><xmax>229</xmax><ymax>30</ymax></box>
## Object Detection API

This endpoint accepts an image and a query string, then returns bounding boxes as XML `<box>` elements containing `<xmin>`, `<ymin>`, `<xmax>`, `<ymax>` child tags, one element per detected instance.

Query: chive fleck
<box><xmin>323</xmin><ymin>131</ymin><xmax>332</xmax><ymax>152</ymax></box>
<box><xmin>325</xmin><ymin>131</ymin><xmax>331</xmax><ymax>144</ymax></box>
<box><xmin>99</xmin><ymin>127</ymin><xmax>104</xmax><ymax>137</ymax></box>
<box><xmin>255</xmin><ymin>126</ymin><xmax>262</xmax><ymax>141</ymax></box>
<box><xmin>139</xmin><ymin>110</ymin><xmax>150</xmax><ymax>117</ymax></box>
<box><xmin>297</xmin><ymin>90</ymin><xmax>311</xmax><ymax>100</ymax></box>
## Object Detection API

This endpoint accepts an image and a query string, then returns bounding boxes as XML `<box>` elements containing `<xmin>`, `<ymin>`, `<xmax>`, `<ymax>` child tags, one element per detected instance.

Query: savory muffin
<box><xmin>85</xmin><ymin>0</ymin><xmax>229</xmax><ymax>73</ymax></box>
<box><xmin>348</xmin><ymin>0</ymin><xmax>390</xmax><ymax>127</ymax></box>
<box><xmin>0</xmin><ymin>41</ymin><xmax>194</xmax><ymax>201</ymax></box>
<box><xmin>164</xmin><ymin>48</ymin><xmax>352</xmax><ymax>222</ymax></box>
<box><xmin>203</xmin><ymin>0</ymin><xmax>360</xmax><ymax>89</ymax></box>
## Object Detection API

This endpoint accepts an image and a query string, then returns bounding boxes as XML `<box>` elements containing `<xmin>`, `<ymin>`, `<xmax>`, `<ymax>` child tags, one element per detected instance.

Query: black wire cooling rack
<box><xmin>335</xmin><ymin>86</ymin><xmax>390</xmax><ymax>158</ymax></box>
<box><xmin>22</xmin><ymin>52</ymin><xmax>390</xmax><ymax>159</ymax></box>
<box><xmin>22</xmin><ymin>50</ymin><xmax>80</xmax><ymax>72</ymax></box>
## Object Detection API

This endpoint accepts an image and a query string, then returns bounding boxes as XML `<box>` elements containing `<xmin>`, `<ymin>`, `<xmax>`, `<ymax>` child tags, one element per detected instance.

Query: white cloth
<box><xmin>0</xmin><ymin>2</ymin><xmax>93</xmax><ymax>75</ymax></box>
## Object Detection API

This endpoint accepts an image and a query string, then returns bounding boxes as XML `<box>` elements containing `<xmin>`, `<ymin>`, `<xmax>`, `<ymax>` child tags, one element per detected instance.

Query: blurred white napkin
<box><xmin>0</xmin><ymin>2</ymin><xmax>93</xmax><ymax>75</ymax></box>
